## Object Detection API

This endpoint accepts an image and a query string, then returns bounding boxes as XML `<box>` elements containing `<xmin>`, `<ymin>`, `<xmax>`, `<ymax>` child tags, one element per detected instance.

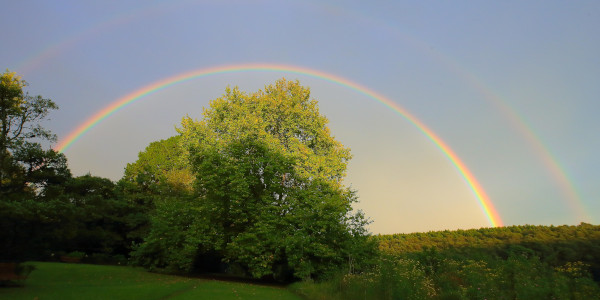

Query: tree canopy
<box><xmin>133</xmin><ymin>78</ymin><xmax>372</xmax><ymax>280</ymax></box>
<box><xmin>179</xmin><ymin>79</ymin><xmax>351</xmax><ymax>186</ymax></box>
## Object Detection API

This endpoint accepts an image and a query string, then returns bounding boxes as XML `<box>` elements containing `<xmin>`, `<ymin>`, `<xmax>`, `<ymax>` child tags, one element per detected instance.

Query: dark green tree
<box><xmin>0</xmin><ymin>70</ymin><xmax>60</xmax><ymax>194</ymax></box>
<box><xmin>63</xmin><ymin>175</ymin><xmax>133</xmax><ymax>257</ymax></box>
<box><xmin>0</xmin><ymin>70</ymin><xmax>71</xmax><ymax>262</ymax></box>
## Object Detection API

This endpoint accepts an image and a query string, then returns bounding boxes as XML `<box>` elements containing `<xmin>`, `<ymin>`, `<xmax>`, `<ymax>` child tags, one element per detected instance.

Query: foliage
<box><xmin>0</xmin><ymin>196</ymin><xmax>78</xmax><ymax>262</ymax></box>
<box><xmin>292</xmin><ymin>224</ymin><xmax>600</xmax><ymax>299</ymax></box>
<box><xmin>0</xmin><ymin>71</ymin><xmax>172</xmax><ymax>266</ymax></box>
<box><xmin>180</xmin><ymin>79</ymin><xmax>351</xmax><ymax>186</ymax></box>
<box><xmin>121</xmin><ymin>136</ymin><xmax>197</xmax><ymax>270</ymax></box>
<box><xmin>134</xmin><ymin>78</ymin><xmax>373</xmax><ymax>280</ymax></box>
<box><xmin>130</xmin><ymin>193</ymin><xmax>199</xmax><ymax>272</ymax></box>
<box><xmin>62</xmin><ymin>174</ymin><xmax>155</xmax><ymax>259</ymax></box>
<box><xmin>121</xmin><ymin>135</ymin><xmax>193</xmax><ymax>194</ymax></box>
<box><xmin>0</xmin><ymin>70</ymin><xmax>61</xmax><ymax>195</ymax></box>
<box><xmin>0</xmin><ymin>70</ymin><xmax>73</xmax><ymax>263</ymax></box>
<box><xmin>0</xmin><ymin>173</ymin><xmax>144</xmax><ymax>262</ymax></box>
<box><xmin>376</xmin><ymin>223</ymin><xmax>600</xmax><ymax>278</ymax></box>
<box><xmin>63</xmin><ymin>175</ymin><xmax>121</xmax><ymax>255</ymax></box>
<box><xmin>118</xmin><ymin>136</ymin><xmax>195</xmax><ymax>248</ymax></box>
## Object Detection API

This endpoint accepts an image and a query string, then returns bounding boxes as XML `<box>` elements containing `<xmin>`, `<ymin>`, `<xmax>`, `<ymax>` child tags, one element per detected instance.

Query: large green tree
<box><xmin>160</xmin><ymin>78</ymin><xmax>372</xmax><ymax>279</ymax></box>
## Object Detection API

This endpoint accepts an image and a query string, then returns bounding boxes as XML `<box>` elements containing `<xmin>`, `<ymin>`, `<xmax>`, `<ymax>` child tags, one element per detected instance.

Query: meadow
<box><xmin>0</xmin><ymin>262</ymin><xmax>301</xmax><ymax>300</ymax></box>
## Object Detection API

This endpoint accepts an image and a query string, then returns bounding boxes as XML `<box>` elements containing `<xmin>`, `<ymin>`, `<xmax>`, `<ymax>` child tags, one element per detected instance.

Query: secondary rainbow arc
<box><xmin>54</xmin><ymin>63</ymin><xmax>503</xmax><ymax>227</ymax></box>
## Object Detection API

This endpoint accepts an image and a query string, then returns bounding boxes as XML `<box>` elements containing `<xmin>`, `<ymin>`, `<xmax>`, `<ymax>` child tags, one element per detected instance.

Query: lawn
<box><xmin>0</xmin><ymin>262</ymin><xmax>302</xmax><ymax>300</ymax></box>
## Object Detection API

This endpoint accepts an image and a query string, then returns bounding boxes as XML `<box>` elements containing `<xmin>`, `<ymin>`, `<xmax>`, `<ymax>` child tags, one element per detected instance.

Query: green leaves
<box><xmin>167</xmin><ymin>78</ymin><xmax>372</xmax><ymax>279</ymax></box>
<box><xmin>122</xmin><ymin>136</ymin><xmax>193</xmax><ymax>194</ymax></box>
<box><xmin>180</xmin><ymin>79</ymin><xmax>351</xmax><ymax>186</ymax></box>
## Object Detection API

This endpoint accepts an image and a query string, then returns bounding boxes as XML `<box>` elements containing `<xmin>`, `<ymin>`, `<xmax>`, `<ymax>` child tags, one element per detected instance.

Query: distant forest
<box><xmin>291</xmin><ymin>223</ymin><xmax>600</xmax><ymax>299</ymax></box>
<box><xmin>377</xmin><ymin>223</ymin><xmax>600</xmax><ymax>280</ymax></box>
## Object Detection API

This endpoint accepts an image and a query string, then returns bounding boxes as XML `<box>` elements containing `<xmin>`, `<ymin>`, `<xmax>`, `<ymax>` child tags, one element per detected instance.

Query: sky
<box><xmin>1</xmin><ymin>0</ymin><xmax>599</xmax><ymax>234</ymax></box>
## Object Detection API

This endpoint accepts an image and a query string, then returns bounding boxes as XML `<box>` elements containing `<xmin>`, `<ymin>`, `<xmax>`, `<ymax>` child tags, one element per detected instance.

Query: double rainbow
<box><xmin>54</xmin><ymin>63</ymin><xmax>503</xmax><ymax>227</ymax></box>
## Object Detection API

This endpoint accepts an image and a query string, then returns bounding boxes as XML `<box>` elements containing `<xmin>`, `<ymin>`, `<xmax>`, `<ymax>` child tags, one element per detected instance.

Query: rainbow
<box><xmin>54</xmin><ymin>63</ymin><xmax>503</xmax><ymax>227</ymax></box>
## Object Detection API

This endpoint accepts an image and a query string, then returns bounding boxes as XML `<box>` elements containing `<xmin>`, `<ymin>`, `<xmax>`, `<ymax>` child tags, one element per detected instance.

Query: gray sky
<box><xmin>2</xmin><ymin>0</ymin><xmax>598</xmax><ymax>234</ymax></box>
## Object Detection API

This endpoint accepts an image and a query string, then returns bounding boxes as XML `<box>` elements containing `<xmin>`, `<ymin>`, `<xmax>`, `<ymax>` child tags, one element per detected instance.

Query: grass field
<box><xmin>0</xmin><ymin>262</ymin><xmax>302</xmax><ymax>300</ymax></box>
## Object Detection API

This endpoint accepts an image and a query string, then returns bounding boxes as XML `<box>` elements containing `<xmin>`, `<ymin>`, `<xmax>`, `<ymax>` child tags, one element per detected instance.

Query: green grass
<box><xmin>0</xmin><ymin>262</ymin><xmax>302</xmax><ymax>300</ymax></box>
